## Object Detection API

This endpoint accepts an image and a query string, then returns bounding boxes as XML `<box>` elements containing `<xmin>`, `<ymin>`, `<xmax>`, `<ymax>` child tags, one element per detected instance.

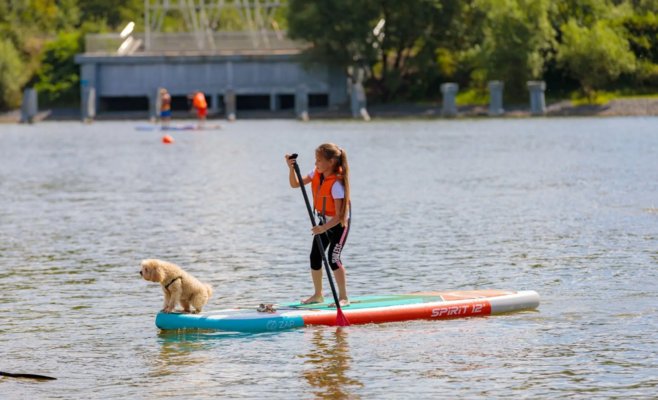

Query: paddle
<box><xmin>289</xmin><ymin>153</ymin><xmax>349</xmax><ymax>326</ymax></box>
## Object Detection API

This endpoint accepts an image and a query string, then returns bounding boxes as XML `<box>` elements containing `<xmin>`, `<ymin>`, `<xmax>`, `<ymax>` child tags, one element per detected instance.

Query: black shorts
<box><xmin>310</xmin><ymin>221</ymin><xmax>350</xmax><ymax>271</ymax></box>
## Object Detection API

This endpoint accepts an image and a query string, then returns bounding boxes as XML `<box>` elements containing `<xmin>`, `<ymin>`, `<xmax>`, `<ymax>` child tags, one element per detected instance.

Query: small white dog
<box><xmin>140</xmin><ymin>259</ymin><xmax>213</xmax><ymax>313</ymax></box>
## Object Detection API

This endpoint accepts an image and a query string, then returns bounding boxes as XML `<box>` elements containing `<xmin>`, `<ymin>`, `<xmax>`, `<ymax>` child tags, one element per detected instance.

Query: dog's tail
<box><xmin>205</xmin><ymin>284</ymin><xmax>213</xmax><ymax>298</ymax></box>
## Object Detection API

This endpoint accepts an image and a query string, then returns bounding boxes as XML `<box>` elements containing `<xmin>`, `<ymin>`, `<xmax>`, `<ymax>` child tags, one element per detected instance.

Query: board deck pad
<box><xmin>284</xmin><ymin>294</ymin><xmax>446</xmax><ymax>310</ymax></box>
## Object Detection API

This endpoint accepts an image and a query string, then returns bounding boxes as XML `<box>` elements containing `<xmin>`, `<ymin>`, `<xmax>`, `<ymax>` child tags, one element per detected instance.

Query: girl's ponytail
<box><xmin>338</xmin><ymin>148</ymin><xmax>350</xmax><ymax>226</ymax></box>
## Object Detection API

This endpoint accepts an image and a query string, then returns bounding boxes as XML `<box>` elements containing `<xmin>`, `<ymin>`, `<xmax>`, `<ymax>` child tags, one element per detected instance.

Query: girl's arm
<box><xmin>286</xmin><ymin>154</ymin><xmax>311</xmax><ymax>188</ymax></box>
<box><xmin>312</xmin><ymin>198</ymin><xmax>344</xmax><ymax>235</ymax></box>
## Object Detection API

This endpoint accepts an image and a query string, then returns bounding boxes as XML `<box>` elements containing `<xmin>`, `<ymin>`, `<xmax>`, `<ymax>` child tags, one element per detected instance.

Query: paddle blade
<box><xmin>335</xmin><ymin>309</ymin><xmax>350</xmax><ymax>327</ymax></box>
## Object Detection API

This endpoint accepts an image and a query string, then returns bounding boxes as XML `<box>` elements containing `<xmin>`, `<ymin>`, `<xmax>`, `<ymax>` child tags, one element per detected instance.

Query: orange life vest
<box><xmin>193</xmin><ymin>92</ymin><xmax>207</xmax><ymax>109</ymax></box>
<box><xmin>311</xmin><ymin>170</ymin><xmax>341</xmax><ymax>217</ymax></box>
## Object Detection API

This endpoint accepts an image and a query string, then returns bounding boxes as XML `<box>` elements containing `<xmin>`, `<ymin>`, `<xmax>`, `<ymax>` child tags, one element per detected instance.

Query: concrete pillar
<box><xmin>79</xmin><ymin>64</ymin><xmax>97</xmax><ymax>120</ymax></box>
<box><xmin>270</xmin><ymin>91</ymin><xmax>278</xmax><ymax>111</ymax></box>
<box><xmin>148</xmin><ymin>90</ymin><xmax>158</xmax><ymax>121</ymax></box>
<box><xmin>488</xmin><ymin>81</ymin><xmax>504</xmax><ymax>116</ymax></box>
<box><xmin>81</xmin><ymin>86</ymin><xmax>96</xmax><ymax>123</ymax></box>
<box><xmin>154</xmin><ymin>87</ymin><xmax>163</xmax><ymax>121</ymax></box>
<box><xmin>350</xmin><ymin>82</ymin><xmax>370</xmax><ymax>121</ymax></box>
<box><xmin>527</xmin><ymin>81</ymin><xmax>546</xmax><ymax>115</ymax></box>
<box><xmin>349</xmin><ymin>67</ymin><xmax>370</xmax><ymax>121</ymax></box>
<box><xmin>225</xmin><ymin>89</ymin><xmax>236</xmax><ymax>121</ymax></box>
<box><xmin>20</xmin><ymin>88</ymin><xmax>38</xmax><ymax>124</ymax></box>
<box><xmin>295</xmin><ymin>85</ymin><xmax>309</xmax><ymax>121</ymax></box>
<box><xmin>440</xmin><ymin>83</ymin><xmax>459</xmax><ymax>117</ymax></box>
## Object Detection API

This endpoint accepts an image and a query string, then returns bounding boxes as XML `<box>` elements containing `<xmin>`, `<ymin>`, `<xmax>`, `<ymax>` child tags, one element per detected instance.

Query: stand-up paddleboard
<box><xmin>135</xmin><ymin>124</ymin><xmax>222</xmax><ymax>132</ymax></box>
<box><xmin>155</xmin><ymin>290</ymin><xmax>539</xmax><ymax>333</ymax></box>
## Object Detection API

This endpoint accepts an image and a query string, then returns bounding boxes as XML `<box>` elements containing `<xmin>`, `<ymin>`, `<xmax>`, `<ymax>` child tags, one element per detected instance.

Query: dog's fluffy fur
<box><xmin>140</xmin><ymin>259</ymin><xmax>213</xmax><ymax>313</ymax></box>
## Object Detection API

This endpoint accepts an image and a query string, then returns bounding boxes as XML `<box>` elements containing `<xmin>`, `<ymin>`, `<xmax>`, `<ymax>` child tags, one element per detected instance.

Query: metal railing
<box><xmin>84</xmin><ymin>31</ymin><xmax>306</xmax><ymax>55</ymax></box>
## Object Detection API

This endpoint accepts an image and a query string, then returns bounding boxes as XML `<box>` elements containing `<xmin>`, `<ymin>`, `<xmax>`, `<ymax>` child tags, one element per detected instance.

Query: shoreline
<box><xmin>2</xmin><ymin>97</ymin><xmax>658</xmax><ymax>123</ymax></box>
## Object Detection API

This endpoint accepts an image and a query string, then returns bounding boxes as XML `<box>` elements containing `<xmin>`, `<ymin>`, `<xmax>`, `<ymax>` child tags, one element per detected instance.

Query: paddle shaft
<box><xmin>289</xmin><ymin>155</ymin><xmax>344</xmax><ymax>312</ymax></box>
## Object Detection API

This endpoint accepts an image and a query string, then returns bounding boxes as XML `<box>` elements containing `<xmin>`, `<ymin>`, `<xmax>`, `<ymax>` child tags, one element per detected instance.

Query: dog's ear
<box><xmin>152</xmin><ymin>265</ymin><xmax>163</xmax><ymax>283</ymax></box>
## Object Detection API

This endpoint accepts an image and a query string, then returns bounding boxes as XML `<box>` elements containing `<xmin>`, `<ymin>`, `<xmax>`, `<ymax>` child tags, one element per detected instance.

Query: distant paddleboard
<box><xmin>155</xmin><ymin>289</ymin><xmax>540</xmax><ymax>333</ymax></box>
<box><xmin>135</xmin><ymin>124</ymin><xmax>221</xmax><ymax>132</ymax></box>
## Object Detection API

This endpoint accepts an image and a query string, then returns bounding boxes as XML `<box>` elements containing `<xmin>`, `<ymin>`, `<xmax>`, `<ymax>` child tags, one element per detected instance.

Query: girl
<box><xmin>285</xmin><ymin>143</ymin><xmax>351</xmax><ymax>306</ymax></box>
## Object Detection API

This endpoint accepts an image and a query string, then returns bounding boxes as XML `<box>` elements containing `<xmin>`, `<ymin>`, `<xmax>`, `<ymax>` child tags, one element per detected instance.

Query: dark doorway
<box><xmin>236</xmin><ymin>95</ymin><xmax>270</xmax><ymax>110</ymax></box>
<box><xmin>171</xmin><ymin>96</ymin><xmax>191</xmax><ymax>111</ymax></box>
<box><xmin>171</xmin><ymin>93</ymin><xmax>213</xmax><ymax>110</ymax></box>
<box><xmin>99</xmin><ymin>96</ymin><xmax>148</xmax><ymax>111</ymax></box>
<box><xmin>278</xmin><ymin>94</ymin><xmax>295</xmax><ymax>110</ymax></box>
<box><xmin>309</xmin><ymin>93</ymin><xmax>329</xmax><ymax>108</ymax></box>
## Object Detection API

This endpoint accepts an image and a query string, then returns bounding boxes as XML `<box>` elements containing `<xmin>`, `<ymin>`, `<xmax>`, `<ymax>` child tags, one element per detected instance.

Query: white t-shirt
<box><xmin>308</xmin><ymin>169</ymin><xmax>345</xmax><ymax>199</ymax></box>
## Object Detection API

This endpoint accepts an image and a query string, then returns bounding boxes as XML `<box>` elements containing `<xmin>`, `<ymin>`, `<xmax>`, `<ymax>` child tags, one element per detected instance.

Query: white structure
<box><xmin>75</xmin><ymin>1</ymin><xmax>348</xmax><ymax>118</ymax></box>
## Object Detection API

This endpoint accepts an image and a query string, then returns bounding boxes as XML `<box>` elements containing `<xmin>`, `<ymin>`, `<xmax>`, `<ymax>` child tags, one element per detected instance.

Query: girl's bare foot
<box><xmin>328</xmin><ymin>299</ymin><xmax>350</xmax><ymax>308</ymax></box>
<box><xmin>301</xmin><ymin>295</ymin><xmax>324</xmax><ymax>305</ymax></box>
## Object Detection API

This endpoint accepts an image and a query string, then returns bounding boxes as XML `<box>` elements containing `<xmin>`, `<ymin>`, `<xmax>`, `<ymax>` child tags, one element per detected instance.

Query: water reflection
<box><xmin>301</xmin><ymin>328</ymin><xmax>363</xmax><ymax>399</ymax></box>
<box><xmin>154</xmin><ymin>330</ymin><xmax>219</xmax><ymax>373</ymax></box>
<box><xmin>157</xmin><ymin>329</ymin><xmax>251</xmax><ymax>345</ymax></box>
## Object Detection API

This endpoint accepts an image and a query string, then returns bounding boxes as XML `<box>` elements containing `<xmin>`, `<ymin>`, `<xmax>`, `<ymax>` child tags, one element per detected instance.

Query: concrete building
<box><xmin>75</xmin><ymin>32</ymin><xmax>348</xmax><ymax>118</ymax></box>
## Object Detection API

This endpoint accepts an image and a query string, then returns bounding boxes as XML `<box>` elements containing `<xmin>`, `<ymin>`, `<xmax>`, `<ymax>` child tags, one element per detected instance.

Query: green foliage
<box><xmin>456</xmin><ymin>87</ymin><xmax>489</xmax><ymax>106</ymax></box>
<box><xmin>570</xmin><ymin>90</ymin><xmax>615</xmax><ymax>105</ymax></box>
<box><xmin>557</xmin><ymin>19</ymin><xmax>636</xmax><ymax>101</ymax></box>
<box><xmin>287</xmin><ymin>1</ymin><xmax>379</xmax><ymax>68</ymax></box>
<box><xmin>634</xmin><ymin>60</ymin><xmax>658</xmax><ymax>87</ymax></box>
<box><xmin>288</xmin><ymin>0</ymin><xmax>476</xmax><ymax>101</ymax></box>
<box><xmin>623</xmin><ymin>12</ymin><xmax>658</xmax><ymax>63</ymax></box>
<box><xmin>475</xmin><ymin>0</ymin><xmax>555</xmax><ymax>101</ymax></box>
<box><xmin>78</xmin><ymin>0</ymin><xmax>142</xmax><ymax>30</ymax></box>
<box><xmin>629</xmin><ymin>0</ymin><xmax>658</xmax><ymax>14</ymax></box>
<box><xmin>34</xmin><ymin>32</ymin><xmax>82</xmax><ymax>106</ymax></box>
<box><xmin>55</xmin><ymin>0</ymin><xmax>81</xmax><ymax>31</ymax></box>
<box><xmin>0</xmin><ymin>38</ymin><xmax>26</xmax><ymax>109</ymax></box>
<box><xmin>553</xmin><ymin>0</ymin><xmax>620</xmax><ymax>28</ymax></box>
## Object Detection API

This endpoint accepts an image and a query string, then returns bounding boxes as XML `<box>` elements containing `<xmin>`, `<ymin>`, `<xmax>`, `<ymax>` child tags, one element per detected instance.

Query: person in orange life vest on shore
<box><xmin>190</xmin><ymin>91</ymin><xmax>207</xmax><ymax>127</ymax></box>
<box><xmin>285</xmin><ymin>143</ymin><xmax>351</xmax><ymax>307</ymax></box>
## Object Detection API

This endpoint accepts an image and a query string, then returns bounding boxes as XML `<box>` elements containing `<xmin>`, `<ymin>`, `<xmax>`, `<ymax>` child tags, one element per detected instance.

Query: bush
<box><xmin>557</xmin><ymin>20</ymin><xmax>636</xmax><ymax>101</ymax></box>
<box><xmin>34</xmin><ymin>31</ymin><xmax>82</xmax><ymax>106</ymax></box>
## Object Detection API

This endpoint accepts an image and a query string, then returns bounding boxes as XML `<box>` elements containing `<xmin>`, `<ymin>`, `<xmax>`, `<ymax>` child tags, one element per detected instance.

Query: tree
<box><xmin>556</xmin><ymin>19</ymin><xmax>636</xmax><ymax>100</ymax></box>
<box><xmin>287</xmin><ymin>1</ymin><xmax>378</xmax><ymax>73</ymax></box>
<box><xmin>474</xmin><ymin>0</ymin><xmax>554</xmax><ymax>101</ymax></box>
<box><xmin>623</xmin><ymin>11</ymin><xmax>658</xmax><ymax>63</ymax></box>
<box><xmin>287</xmin><ymin>0</ymin><xmax>468</xmax><ymax>102</ymax></box>
<box><xmin>623</xmin><ymin>11</ymin><xmax>658</xmax><ymax>89</ymax></box>
<box><xmin>0</xmin><ymin>38</ymin><xmax>26</xmax><ymax>109</ymax></box>
<box><xmin>78</xmin><ymin>0</ymin><xmax>143</xmax><ymax>30</ymax></box>
<box><xmin>34</xmin><ymin>32</ymin><xmax>82</xmax><ymax>106</ymax></box>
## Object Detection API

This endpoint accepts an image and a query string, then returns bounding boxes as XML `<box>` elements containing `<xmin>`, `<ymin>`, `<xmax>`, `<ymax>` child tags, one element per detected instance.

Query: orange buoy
<box><xmin>162</xmin><ymin>134</ymin><xmax>174</xmax><ymax>144</ymax></box>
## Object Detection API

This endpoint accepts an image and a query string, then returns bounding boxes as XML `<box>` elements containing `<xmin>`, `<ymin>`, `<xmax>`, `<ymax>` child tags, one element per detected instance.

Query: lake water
<box><xmin>1</xmin><ymin>117</ymin><xmax>656</xmax><ymax>399</ymax></box>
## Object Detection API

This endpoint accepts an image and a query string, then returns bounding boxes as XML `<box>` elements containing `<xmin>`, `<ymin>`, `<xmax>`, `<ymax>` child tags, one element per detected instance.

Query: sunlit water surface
<box><xmin>1</xmin><ymin>118</ymin><xmax>656</xmax><ymax>399</ymax></box>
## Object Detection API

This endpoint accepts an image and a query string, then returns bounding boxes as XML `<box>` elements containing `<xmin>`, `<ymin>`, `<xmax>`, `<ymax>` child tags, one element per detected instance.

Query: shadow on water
<box><xmin>300</xmin><ymin>327</ymin><xmax>364</xmax><ymax>399</ymax></box>
<box><xmin>0</xmin><ymin>371</ymin><xmax>57</xmax><ymax>381</ymax></box>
